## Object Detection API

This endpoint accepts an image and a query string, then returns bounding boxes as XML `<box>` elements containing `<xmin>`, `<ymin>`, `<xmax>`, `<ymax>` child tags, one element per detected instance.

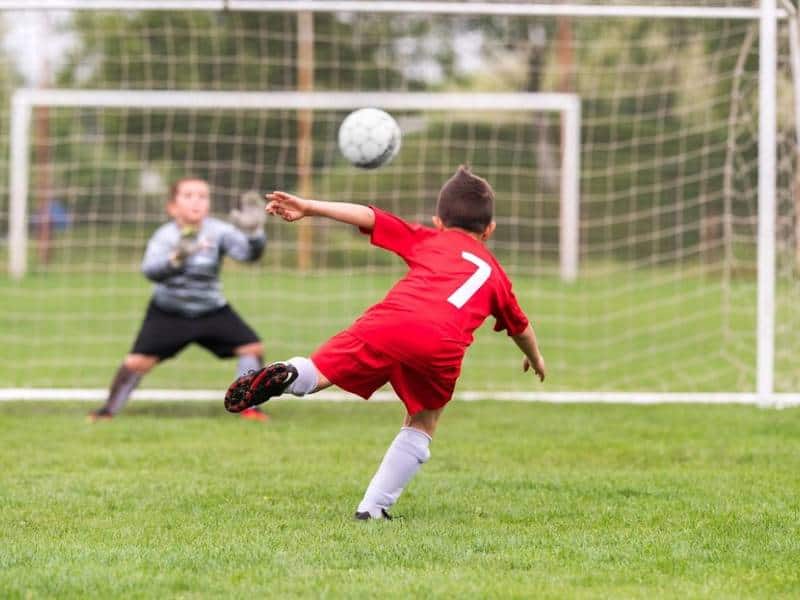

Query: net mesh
<box><xmin>0</xmin><ymin>6</ymin><xmax>797</xmax><ymax>395</ymax></box>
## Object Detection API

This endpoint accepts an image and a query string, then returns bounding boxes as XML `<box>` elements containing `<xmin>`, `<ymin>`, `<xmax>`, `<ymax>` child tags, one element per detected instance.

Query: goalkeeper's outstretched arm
<box><xmin>266</xmin><ymin>191</ymin><xmax>375</xmax><ymax>232</ymax></box>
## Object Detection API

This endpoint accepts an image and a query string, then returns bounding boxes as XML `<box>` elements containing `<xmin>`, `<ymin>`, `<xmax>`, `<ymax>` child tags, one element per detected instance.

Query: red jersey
<box><xmin>347</xmin><ymin>207</ymin><xmax>529</xmax><ymax>375</ymax></box>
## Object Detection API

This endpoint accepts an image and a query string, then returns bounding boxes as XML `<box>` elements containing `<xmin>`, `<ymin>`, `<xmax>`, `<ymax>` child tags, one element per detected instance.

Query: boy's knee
<box><xmin>236</xmin><ymin>342</ymin><xmax>263</xmax><ymax>357</ymax></box>
<box><xmin>405</xmin><ymin>408</ymin><xmax>443</xmax><ymax>438</ymax></box>
<box><xmin>124</xmin><ymin>354</ymin><xmax>158</xmax><ymax>374</ymax></box>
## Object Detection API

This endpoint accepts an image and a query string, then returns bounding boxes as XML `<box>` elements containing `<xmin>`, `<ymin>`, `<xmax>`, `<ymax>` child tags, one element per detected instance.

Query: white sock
<box><xmin>286</xmin><ymin>356</ymin><xmax>318</xmax><ymax>396</ymax></box>
<box><xmin>356</xmin><ymin>427</ymin><xmax>432</xmax><ymax>518</ymax></box>
<box><xmin>236</xmin><ymin>354</ymin><xmax>261</xmax><ymax>377</ymax></box>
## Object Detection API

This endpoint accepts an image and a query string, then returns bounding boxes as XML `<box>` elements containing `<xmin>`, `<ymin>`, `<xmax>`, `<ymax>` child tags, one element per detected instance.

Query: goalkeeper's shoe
<box><xmin>224</xmin><ymin>362</ymin><xmax>298</xmax><ymax>413</ymax></box>
<box><xmin>87</xmin><ymin>407</ymin><xmax>114</xmax><ymax>422</ymax></box>
<box><xmin>239</xmin><ymin>406</ymin><xmax>269</xmax><ymax>422</ymax></box>
<box><xmin>354</xmin><ymin>509</ymin><xmax>394</xmax><ymax>521</ymax></box>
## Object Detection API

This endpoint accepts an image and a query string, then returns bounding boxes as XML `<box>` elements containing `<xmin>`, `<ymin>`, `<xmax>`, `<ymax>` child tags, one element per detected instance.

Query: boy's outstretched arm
<box><xmin>512</xmin><ymin>324</ymin><xmax>546</xmax><ymax>382</ymax></box>
<box><xmin>266</xmin><ymin>191</ymin><xmax>375</xmax><ymax>232</ymax></box>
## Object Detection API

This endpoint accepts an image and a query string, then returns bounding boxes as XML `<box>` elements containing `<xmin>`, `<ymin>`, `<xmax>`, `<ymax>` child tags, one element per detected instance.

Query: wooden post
<box><xmin>556</xmin><ymin>17</ymin><xmax>574</xmax><ymax>93</ymax></box>
<box><xmin>296</xmin><ymin>11</ymin><xmax>314</xmax><ymax>271</ymax></box>
<box><xmin>35</xmin><ymin>13</ymin><xmax>52</xmax><ymax>265</ymax></box>
<box><xmin>795</xmin><ymin>155</ymin><xmax>800</xmax><ymax>271</ymax></box>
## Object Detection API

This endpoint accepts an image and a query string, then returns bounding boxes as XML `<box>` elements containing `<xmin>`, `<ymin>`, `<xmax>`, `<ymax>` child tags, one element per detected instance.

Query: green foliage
<box><xmin>1</xmin><ymin>401</ymin><xmax>799</xmax><ymax>597</ymax></box>
<box><xmin>50</xmin><ymin>11</ymin><xmax>410</xmax><ymax>202</ymax></box>
<box><xmin>62</xmin><ymin>12</ymin><xmax>297</xmax><ymax>91</ymax></box>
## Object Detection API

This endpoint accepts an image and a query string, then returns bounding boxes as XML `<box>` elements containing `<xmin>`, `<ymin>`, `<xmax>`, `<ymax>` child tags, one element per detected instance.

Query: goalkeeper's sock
<box><xmin>105</xmin><ymin>364</ymin><xmax>142</xmax><ymax>415</ymax></box>
<box><xmin>356</xmin><ymin>427</ymin><xmax>431</xmax><ymax>518</ymax></box>
<box><xmin>285</xmin><ymin>356</ymin><xmax>318</xmax><ymax>396</ymax></box>
<box><xmin>236</xmin><ymin>354</ymin><xmax>262</xmax><ymax>377</ymax></box>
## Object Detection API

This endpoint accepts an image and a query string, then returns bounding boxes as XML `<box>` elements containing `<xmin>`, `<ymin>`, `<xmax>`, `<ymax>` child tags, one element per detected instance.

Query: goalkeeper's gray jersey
<box><xmin>141</xmin><ymin>217</ymin><xmax>265</xmax><ymax>317</ymax></box>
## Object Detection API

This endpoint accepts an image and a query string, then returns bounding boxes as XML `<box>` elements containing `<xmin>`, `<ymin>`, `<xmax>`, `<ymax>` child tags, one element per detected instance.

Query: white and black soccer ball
<box><xmin>337</xmin><ymin>108</ymin><xmax>401</xmax><ymax>169</ymax></box>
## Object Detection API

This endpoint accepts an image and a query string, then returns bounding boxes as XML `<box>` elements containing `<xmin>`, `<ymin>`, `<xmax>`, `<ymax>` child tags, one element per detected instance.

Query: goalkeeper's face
<box><xmin>168</xmin><ymin>179</ymin><xmax>211</xmax><ymax>226</ymax></box>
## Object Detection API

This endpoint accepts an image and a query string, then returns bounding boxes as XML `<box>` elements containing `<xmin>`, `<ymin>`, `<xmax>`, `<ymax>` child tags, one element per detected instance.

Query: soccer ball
<box><xmin>337</xmin><ymin>108</ymin><xmax>401</xmax><ymax>169</ymax></box>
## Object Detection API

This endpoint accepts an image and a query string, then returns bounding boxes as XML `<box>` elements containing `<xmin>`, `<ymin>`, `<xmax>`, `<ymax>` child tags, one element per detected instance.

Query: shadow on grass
<box><xmin>124</xmin><ymin>402</ymin><xmax>230</xmax><ymax>419</ymax></box>
<box><xmin>0</xmin><ymin>401</ymin><xmax>233</xmax><ymax>420</ymax></box>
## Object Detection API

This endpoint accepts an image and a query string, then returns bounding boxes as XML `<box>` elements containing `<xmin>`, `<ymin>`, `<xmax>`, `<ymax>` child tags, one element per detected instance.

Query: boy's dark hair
<box><xmin>436</xmin><ymin>165</ymin><xmax>495</xmax><ymax>233</ymax></box>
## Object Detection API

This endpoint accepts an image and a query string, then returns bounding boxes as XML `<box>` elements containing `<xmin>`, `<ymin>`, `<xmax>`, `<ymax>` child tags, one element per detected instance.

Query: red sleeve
<box><xmin>360</xmin><ymin>206</ymin><xmax>436</xmax><ymax>261</ymax></box>
<box><xmin>492</xmin><ymin>270</ymin><xmax>530</xmax><ymax>337</ymax></box>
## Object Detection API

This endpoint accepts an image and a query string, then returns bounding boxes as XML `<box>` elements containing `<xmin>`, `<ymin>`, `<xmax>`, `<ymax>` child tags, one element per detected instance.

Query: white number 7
<box><xmin>447</xmin><ymin>251</ymin><xmax>492</xmax><ymax>309</ymax></box>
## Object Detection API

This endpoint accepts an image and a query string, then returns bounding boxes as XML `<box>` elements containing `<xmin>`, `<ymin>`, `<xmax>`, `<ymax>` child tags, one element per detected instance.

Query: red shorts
<box><xmin>311</xmin><ymin>330</ymin><xmax>458</xmax><ymax>415</ymax></box>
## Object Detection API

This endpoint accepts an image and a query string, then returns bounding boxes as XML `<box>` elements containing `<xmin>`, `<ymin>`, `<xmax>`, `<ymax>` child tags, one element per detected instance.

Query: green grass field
<box><xmin>3</xmin><ymin>244</ymin><xmax>800</xmax><ymax>598</ymax></box>
<box><xmin>1</xmin><ymin>400</ymin><xmax>799</xmax><ymax>598</ymax></box>
<box><xmin>0</xmin><ymin>263</ymin><xmax>768</xmax><ymax>393</ymax></box>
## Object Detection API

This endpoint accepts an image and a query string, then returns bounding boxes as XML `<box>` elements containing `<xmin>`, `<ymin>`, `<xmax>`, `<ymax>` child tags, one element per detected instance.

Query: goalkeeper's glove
<box><xmin>230</xmin><ymin>190</ymin><xmax>266</xmax><ymax>236</ymax></box>
<box><xmin>169</xmin><ymin>225</ymin><xmax>200</xmax><ymax>268</ymax></box>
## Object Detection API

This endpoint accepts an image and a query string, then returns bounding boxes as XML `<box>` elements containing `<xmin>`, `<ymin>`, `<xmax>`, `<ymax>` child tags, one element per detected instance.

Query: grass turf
<box><xmin>0</xmin><ymin>266</ymin><xmax>763</xmax><ymax>392</ymax></box>
<box><xmin>1</xmin><ymin>400</ymin><xmax>799</xmax><ymax>598</ymax></box>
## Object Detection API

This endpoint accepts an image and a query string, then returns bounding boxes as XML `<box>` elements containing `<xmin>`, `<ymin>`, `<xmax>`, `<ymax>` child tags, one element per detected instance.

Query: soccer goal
<box><xmin>1</xmin><ymin>1</ymin><xmax>798</xmax><ymax>407</ymax></box>
<box><xmin>8</xmin><ymin>89</ymin><xmax>581</xmax><ymax>283</ymax></box>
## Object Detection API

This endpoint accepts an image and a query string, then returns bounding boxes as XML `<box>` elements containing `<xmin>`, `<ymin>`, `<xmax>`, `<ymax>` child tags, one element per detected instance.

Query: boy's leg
<box><xmin>224</xmin><ymin>356</ymin><xmax>331</xmax><ymax>412</ymax></box>
<box><xmin>234</xmin><ymin>343</ymin><xmax>269</xmax><ymax>421</ymax></box>
<box><xmin>235</xmin><ymin>342</ymin><xmax>263</xmax><ymax>376</ymax></box>
<box><xmin>89</xmin><ymin>354</ymin><xmax>158</xmax><ymax>420</ymax></box>
<box><xmin>284</xmin><ymin>356</ymin><xmax>331</xmax><ymax>395</ymax></box>
<box><xmin>355</xmin><ymin>408</ymin><xmax>442</xmax><ymax>520</ymax></box>
<box><xmin>234</xmin><ymin>342</ymin><xmax>269</xmax><ymax>421</ymax></box>
<box><xmin>225</xmin><ymin>331</ymin><xmax>386</xmax><ymax>412</ymax></box>
<box><xmin>92</xmin><ymin>301</ymin><xmax>191</xmax><ymax>420</ymax></box>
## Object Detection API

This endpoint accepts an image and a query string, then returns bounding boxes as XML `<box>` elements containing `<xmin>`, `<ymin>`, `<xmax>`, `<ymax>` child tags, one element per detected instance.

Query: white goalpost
<box><xmin>2</xmin><ymin>1</ymin><xmax>797</xmax><ymax>408</ymax></box>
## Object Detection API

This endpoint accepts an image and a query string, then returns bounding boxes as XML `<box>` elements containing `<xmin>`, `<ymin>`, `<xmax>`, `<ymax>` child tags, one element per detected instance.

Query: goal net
<box><xmin>0</xmin><ymin>3</ymin><xmax>797</xmax><ymax>403</ymax></box>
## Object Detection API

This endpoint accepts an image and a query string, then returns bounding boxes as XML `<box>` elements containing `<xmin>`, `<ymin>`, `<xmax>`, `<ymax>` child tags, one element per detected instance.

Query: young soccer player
<box><xmin>89</xmin><ymin>178</ymin><xmax>270</xmax><ymax>422</ymax></box>
<box><xmin>225</xmin><ymin>166</ymin><xmax>546</xmax><ymax>518</ymax></box>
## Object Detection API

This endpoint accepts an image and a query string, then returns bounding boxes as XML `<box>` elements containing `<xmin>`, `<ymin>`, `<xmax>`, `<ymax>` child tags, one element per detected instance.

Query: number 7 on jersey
<box><xmin>447</xmin><ymin>251</ymin><xmax>492</xmax><ymax>309</ymax></box>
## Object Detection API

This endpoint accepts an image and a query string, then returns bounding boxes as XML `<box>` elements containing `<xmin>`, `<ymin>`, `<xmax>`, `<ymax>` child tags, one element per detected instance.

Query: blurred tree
<box><xmin>52</xmin><ymin>10</ymin><xmax>406</xmax><ymax>215</ymax></box>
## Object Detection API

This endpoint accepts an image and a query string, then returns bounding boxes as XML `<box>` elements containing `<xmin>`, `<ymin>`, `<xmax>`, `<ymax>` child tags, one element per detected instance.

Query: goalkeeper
<box><xmin>89</xmin><ymin>178</ymin><xmax>269</xmax><ymax>422</ymax></box>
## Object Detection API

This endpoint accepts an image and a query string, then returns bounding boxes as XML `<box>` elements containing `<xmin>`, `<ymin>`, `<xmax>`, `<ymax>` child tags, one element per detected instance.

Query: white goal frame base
<box><xmin>1</xmin><ymin>389</ymin><xmax>799</xmax><ymax>409</ymax></box>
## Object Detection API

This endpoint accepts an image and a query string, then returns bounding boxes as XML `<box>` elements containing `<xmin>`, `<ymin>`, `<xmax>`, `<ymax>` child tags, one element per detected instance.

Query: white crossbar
<box><xmin>0</xmin><ymin>1</ymin><xmax>788</xmax><ymax>20</ymax></box>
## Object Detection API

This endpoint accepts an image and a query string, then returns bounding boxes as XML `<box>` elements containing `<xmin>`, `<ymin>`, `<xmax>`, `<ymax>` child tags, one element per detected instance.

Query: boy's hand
<box><xmin>523</xmin><ymin>355</ymin><xmax>546</xmax><ymax>382</ymax></box>
<box><xmin>169</xmin><ymin>226</ymin><xmax>200</xmax><ymax>268</ymax></box>
<box><xmin>266</xmin><ymin>191</ymin><xmax>311</xmax><ymax>222</ymax></box>
<box><xmin>230</xmin><ymin>190</ymin><xmax>266</xmax><ymax>235</ymax></box>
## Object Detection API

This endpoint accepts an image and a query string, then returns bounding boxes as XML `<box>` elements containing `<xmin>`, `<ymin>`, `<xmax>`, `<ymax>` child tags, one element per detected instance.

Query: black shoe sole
<box><xmin>354</xmin><ymin>509</ymin><xmax>393</xmax><ymax>521</ymax></box>
<box><xmin>225</xmin><ymin>363</ymin><xmax>298</xmax><ymax>413</ymax></box>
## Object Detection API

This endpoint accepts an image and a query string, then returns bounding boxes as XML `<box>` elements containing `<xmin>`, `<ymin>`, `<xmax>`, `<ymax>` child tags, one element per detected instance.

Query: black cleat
<box><xmin>224</xmin><ymin>362</ymin><xmax>299</xmax><ymax>413</ymax></box>
<box><xmin>354</xmin><ymin>509</ymin><xmax>393</xmax><ymax>521</ymax></box>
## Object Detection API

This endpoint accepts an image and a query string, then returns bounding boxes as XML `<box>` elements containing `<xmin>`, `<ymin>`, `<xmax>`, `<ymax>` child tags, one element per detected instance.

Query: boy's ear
<box><xmin>480</xmin><ymin>221</ymin><xmax>497</xmax><ymax>241</ymax></box>
<box><xmin>432</xmin><ymin>215</ymin><xmax>445</xmax><ymax>230</ymax></box>
<box><xmin>166</xmin><ymin>201</ymin><xmax>177</xmax><ymax>218</ymax></box>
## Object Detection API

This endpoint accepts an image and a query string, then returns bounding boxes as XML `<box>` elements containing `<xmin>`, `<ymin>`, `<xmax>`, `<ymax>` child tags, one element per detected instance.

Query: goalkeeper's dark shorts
<box><xmin>131</xmin><ymin>300</ymin><xmax>260</xmax><ymax>360</ymax></box>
